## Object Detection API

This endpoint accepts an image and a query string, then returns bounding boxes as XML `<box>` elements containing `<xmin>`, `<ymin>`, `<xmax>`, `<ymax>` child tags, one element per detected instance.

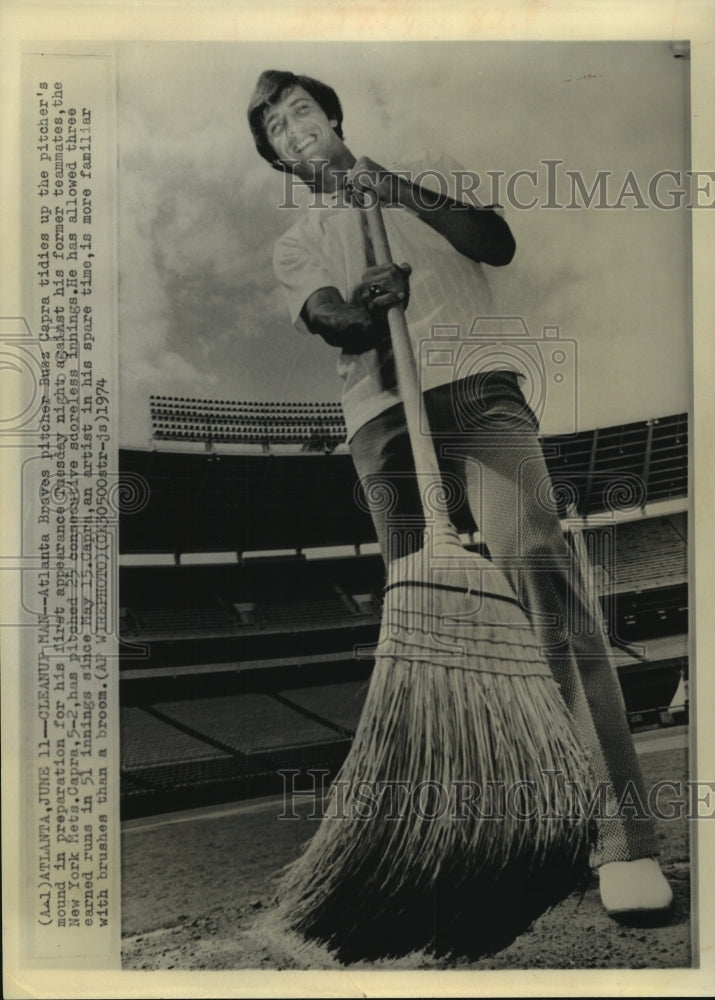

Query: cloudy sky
<box><xmin>116</xmin><ymin>40</ymin><xmax>691</xmax><ymax>447</ymax></box>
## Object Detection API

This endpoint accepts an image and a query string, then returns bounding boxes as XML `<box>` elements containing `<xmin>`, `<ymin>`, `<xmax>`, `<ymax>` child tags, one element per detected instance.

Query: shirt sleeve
<box><xmin>273</xmin><ymin>227</ymin><xmax>336</xmax><ymax>335</ymax></box>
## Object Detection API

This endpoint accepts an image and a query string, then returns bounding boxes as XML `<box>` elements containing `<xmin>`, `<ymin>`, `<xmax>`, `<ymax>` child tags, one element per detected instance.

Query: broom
<box><xmin>268</xmin><ymin>189</ymin><xmax>595</xmax><ymax>960</ymax></box>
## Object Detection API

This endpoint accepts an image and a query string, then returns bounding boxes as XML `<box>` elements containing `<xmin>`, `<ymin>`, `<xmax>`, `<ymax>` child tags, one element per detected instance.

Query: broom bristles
<box><xmin>270</xmin><ymin>543</ymin><xmax>596</xmax><ymax>954</ymax></box>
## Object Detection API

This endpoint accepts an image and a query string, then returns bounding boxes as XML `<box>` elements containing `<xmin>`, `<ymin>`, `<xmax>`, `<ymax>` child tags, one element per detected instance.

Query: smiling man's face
<box><xmin>263</xmin><ymin>85</ymin><xmax>348</xmax><ymax>182</ymax></box>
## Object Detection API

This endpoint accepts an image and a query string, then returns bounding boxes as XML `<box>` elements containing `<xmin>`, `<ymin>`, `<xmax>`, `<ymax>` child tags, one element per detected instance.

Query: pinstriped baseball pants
<box><xmin>349</xmin><ymin>372</ymin><xmax>658</xmax><ymax>866</ymax></box>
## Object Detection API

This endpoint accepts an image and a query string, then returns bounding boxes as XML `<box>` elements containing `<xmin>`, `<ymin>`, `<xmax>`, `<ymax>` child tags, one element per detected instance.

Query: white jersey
<box><xmin>273</xmin><ymin>150</ymin><xmax>507</xmax><ymax>441</ymax></box>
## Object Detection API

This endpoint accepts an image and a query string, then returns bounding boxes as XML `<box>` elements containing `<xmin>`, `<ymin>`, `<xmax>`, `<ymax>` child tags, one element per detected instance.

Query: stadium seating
<box><xmin>577</xmin><ymin>514</ymin><xmax>687</xmax><ymax>594</ymax></box>
<box><xmin>279</xmin><ymin>680</ymin><xmax>370</xmax><ymax>735</ymax></box>
<box><xmin>153</xmin><ymin>694</ymin><xmax>347</xmax><ymax>753</ymax></box>
<box><xmin>605</xmin><ymin>515</ymin><xmax>687</xmax><ymax>592</ymax></box>
<box><xmin>149</xmin><ymin>395</ymin><xmax>347</xmax><ymax>449</ymax></box>
<box><xmin>119</xmin><ymin>407</ymin><xmax>689</xmax><ymax>817</ymax></box>
<box><xmin>121</xmin><ymin>706</ymin><xmax>231</xmax><ymax>769</ymax></box>
<box><xmin>130</xmin><ymin>607</ymin><xmax>242</xmax><ymax>636</ymax></box>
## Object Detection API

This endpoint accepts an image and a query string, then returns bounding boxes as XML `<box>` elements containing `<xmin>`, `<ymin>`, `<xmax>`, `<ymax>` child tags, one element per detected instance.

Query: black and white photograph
<box><xmin>3</xmin><ymin>2</ymin><xmax>715</xmax><ymax>997</ymax></box>
<box><xmin>117</xmin><ymin>36</ymin><xmax>695</xmax><ymax>970</ymax></box>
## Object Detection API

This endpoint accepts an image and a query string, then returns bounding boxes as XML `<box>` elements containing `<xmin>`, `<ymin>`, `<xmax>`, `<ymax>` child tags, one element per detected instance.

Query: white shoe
<box><xmin>598</xmin><ymin>858</ymin><xmax>673</xmax><ymax>920</ymax></box>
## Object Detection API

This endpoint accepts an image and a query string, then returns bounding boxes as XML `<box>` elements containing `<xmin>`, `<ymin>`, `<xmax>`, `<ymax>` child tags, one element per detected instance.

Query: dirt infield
<box><xmin>121</xmin><ymin>733</ymin><xmax>691</xmax><ymax>970</ymax></box>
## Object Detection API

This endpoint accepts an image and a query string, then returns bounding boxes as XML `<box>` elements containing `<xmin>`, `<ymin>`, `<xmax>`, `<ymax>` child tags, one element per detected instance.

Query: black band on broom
<box><xmin>265</xmin><ymin>185</ymin><xmax>596</xmax><ymax>962</ymax></box>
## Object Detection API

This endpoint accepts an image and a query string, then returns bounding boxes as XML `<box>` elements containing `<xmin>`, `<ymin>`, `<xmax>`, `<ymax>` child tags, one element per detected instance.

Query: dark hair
<box><xmin>247</xmin><ymin>70</ymin><xmax>344</xmax><ymax>170</ymax></box>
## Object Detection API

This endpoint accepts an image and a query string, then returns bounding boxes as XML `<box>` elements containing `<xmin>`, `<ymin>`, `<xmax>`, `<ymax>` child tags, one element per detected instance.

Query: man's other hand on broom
<box><xmin>299</xmin><ymin>260</ymin><xmax>411</xmax><ymax>355</ymax></box>
<box><xmin>355</xmin><ymin>262</ymin><xmax>412</xmax><ymax>313</ymax></box>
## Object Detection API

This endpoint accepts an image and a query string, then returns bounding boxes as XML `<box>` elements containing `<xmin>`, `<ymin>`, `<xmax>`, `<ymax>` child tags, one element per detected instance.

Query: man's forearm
<box><xmin>397</xmin><ymin>176</ymin><xmax>515</xmax><ymax>266</ymax></box>
<box><xmin>350</xmin><ymin>157</ymin><xmax>516</xmax><ymax>266</ymax></box>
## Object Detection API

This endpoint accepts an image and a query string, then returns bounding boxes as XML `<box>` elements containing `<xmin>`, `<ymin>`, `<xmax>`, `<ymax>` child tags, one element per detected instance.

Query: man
<box><xmin>247</xmin><ymin>69</ymin><xmax>672</xmax><ymax>920</ymax></box>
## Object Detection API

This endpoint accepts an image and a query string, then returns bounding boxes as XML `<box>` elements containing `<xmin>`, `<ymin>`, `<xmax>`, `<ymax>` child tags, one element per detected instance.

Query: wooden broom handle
<box><xmin>362</xmin><ymin>199</ymin><xmax>445</xmax><ymax>501</ymax></box>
